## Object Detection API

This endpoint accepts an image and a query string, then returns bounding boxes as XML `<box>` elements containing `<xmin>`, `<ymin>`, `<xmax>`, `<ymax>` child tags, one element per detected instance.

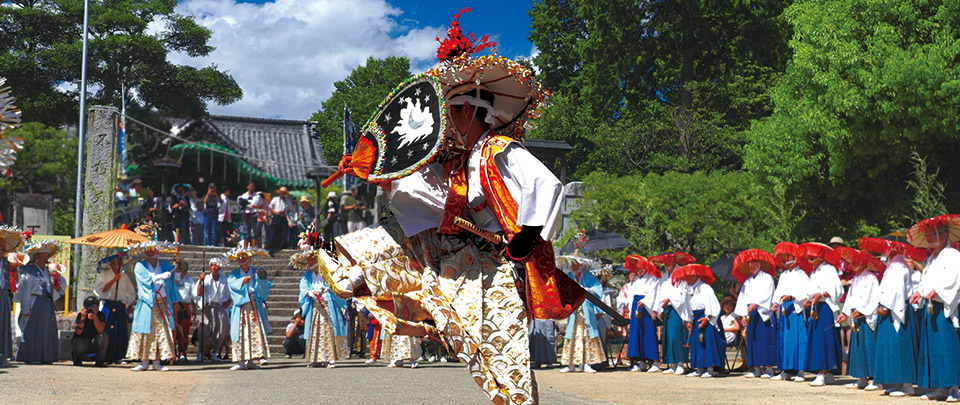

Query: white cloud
<box><xmin>171</xmin><ymin>0</ymin><xmax>446</xmax><ymax>119</ymax></box>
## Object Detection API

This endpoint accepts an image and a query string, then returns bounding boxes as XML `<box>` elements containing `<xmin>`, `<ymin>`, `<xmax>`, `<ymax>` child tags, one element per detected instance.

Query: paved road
<box><xmin>0</xmin><ymin>358</ymin><xmax>930</xmax><ymax>404</ymax></box>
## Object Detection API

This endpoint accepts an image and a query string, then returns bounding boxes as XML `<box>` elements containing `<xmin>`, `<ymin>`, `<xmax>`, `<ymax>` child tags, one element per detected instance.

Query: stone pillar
<box><xmin>75</xmin><ymin>105</ymin><xmax>119</xmax><ymax>311</ymax></box>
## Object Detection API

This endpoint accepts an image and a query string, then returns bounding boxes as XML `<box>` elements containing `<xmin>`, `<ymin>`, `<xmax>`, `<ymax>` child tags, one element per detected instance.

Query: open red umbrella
<box><xmin>732</xmin><ymin>249</ymin><xmax>775</xmax><ymax>284</ymax></box>
<box><xmin>858</xmin><ymin>236</ymin><xmax>927</xmax><ymax>262</ymax></box>
<box><xmin>906</xmin><ymin>214</ymin><xmax>960</xmax><ymax>249</ymax></box>
<box><xmin>625</xmin><ymin>255</ymin><xmax>660</xmax><ymax>278</ymax></box>
<box><xmin>671</xmin><ymin>264</ymin><xmax>715</xmax><ymax>286</ymax></box>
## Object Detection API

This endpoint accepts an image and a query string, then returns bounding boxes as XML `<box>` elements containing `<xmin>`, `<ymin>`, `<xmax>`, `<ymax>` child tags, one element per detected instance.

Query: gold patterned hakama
<box><xmin>232</xmin><ymin>301</ymin><xmax>269</xmax><ymax>361</ymax></box>
<box><xmin>126</xmin><ymin>304</ymin><xmax>175</xmax><ymax>361</ymax></box>
<box><xmin>560</xmin><ymin>308</ymin><xmax>606</xmax><ymax>366</ymax></box>
<box><xmin>337</xmin><ymin>226</ymin><xmax>537</xmax><ymax>404</ymax></box>
<box><xmin>381</xmin><ymin>330</ymin><xmax>422</xmax><ymax>362</ymax></box>
<box><xmin>305</xmin><ymin>297</ymin><xmax>349</xmax><ymax>364</ymax></box>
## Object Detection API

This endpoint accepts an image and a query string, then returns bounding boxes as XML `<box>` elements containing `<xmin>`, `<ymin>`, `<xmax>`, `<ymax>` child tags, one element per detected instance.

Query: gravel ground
<box><xmin>0</xmin><ymin>358</ymin><xmax>933</xmax><ymax>404</ymax></box>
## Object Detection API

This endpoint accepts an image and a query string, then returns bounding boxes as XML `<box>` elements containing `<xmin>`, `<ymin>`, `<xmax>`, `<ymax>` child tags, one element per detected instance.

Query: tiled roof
<box><xmin>175</xmin><ymin>115</ymin><xmax>325</xmax><ymax>186</ymax></box>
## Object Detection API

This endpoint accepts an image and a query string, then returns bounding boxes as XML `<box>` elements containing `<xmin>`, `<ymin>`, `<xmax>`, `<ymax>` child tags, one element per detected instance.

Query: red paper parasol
<box><xmin>906</xmin><ymin>214</ymin><xmax>960</xmax><ymax>249</ymax></box>
<box><xmin>671</xmin><ymin>264</ymin><xmax>715</xmax><ymax>286</ymax></box>
<box><xmin>797</xmin><ymin>242</ymin><xmax>836</xmax><ymax>274</ymax></box>
<box><xmin>732</xmin><ymin>249</ymin><xmax>776</xmax><ymax>284</ymax></box>
<box><xmin>625</xmin><ymin>255</ymin><xmax>660</xmax><ymax>278</ymax></box>
<box><xmin>833</xmin><ymin>246</ymin><xmax>862</xmax><ymax>267</ymax></box>
<box><xmin>858</xmin><ymin>236</ymin><xmax>927</xmax><ymax>262</ymax></box>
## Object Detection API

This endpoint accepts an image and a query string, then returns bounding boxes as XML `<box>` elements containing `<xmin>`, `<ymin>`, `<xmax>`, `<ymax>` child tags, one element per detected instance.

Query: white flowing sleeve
<box><xmin>733</xmin><ymin>282</ymin><xmax>749</xmax><ymax>317</ymax></box>
<box><xmin>494</xmin><ymin>145</ymin><xmax>563</xmax><ymax>240</ymax></box>
<box><xmin>860</xmin><ymin>275</ymin><xmax>881</xmax><ymax>331</ymax></box>
<box><xmin>924</xmin><ymin>248</ymin><xmax>960</xmax><ymax>319</ymax></box>
<box><xmin>93</xmin><ymin>271</ymin><xmax>110</xmax><ymax>299</ymax></box>
<box><xmin>878</xmin><ymin>257</ymin><xmax>910</xmax><ymax>330</ymax></box>
<box><xmin>702</xmin><ymin>284</ymin><xmax>722</xmax><ymax>327</ymax></box>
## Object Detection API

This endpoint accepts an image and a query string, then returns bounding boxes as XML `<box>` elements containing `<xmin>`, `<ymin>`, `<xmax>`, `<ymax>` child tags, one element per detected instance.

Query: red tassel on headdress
<box><xmin>671</xmin><ymin>264</ymin><xmax>715</xmax><ymax>286</ymax></box>
<box><xmin>774</xmin><ymin>242</ymin><xmax>799</xmax><ymax>268</ymax></box>
<box><xmin>625</xmin><ymin>255</ymin><xmax>660</xmax><ymax>279</ymax></box>
<box><xmin>649</xmin><ymin>252</ymin><xmax>696</xmax><ymax>268</ymax></box>
<box><xmin>436</xmin><ymin>8</ymin><xmax>495</xmax><ymax>62</ymax></box>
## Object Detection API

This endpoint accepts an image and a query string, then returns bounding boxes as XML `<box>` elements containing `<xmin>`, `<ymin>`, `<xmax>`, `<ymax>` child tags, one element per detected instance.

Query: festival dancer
<box><xmin>835</xmin><ymin>248</ymin><xmax>881</xmax><ymax>391</ymax></box>
<box><xmin>173</xmin><ymin>260</ymin><xmax>196</xmax><ymax>363</ymax></box>
<box><xmin>195</xmin><ymin>257</ymin><xmax>231</xmax><ymax>361</ymax></box>
<box><xmin>733</xmin><ymin>249</ymin><xmax>778</xmax><ymax>379</ymax></box>
<box><xmin>559</xmin><ymin>257</ymin><xmax>604</xmax><ymax>373</ymax></box>
<box><xmin>226</xmin><ymin>247</ymin><xmax>272</xmax><ymax>370</ymax></box>
<box><xmin>125</xmin><ymin>241</ymin><xmax>181</xmax><ymax>371</ymax></box>
<box><xmin>769</xmin><ymin>242</ymin><xmax>810</xmax><ymax>382</ymax></box>
<box><xmin>860</xmin><ymin>237</ymin><xmax>920</xmax><ymax>397</ymax></box>
<box><xmin>673</xmin><ymin>264</ymin><xmax>724</xmax><ymax>378</ymax></box>
<box><xmin>364</xmin><ymin>308</ymin><xmax>383</xmax><ymax>364</ymax></box>
<box><xmin>907</xmin><ymin>215</ymin><xmax>960</xmax><ymax>401</ymax></box>
<box><xmin>651</xmin><ymin>252</ymin><xmax>695</xmax><ymax>375</ymax></box>
<box><xmin>293</xmin><ymin>246</ymin><xmax>349</xmax><ymax>368</ymax></box>
<box><xmin>14</xmin><ymin>240</ymin><xmax>65</xmax><ymax>364</ymax></box>
<box><xmin>0</xmin><ymin>226</ymin><xmax>25</xmax><ymax>366</ymax></box>
<box><xmin>316</xmin><ymin>10</ymin><xmax>584</xmax><ymax>404</ymax></box>
<box><xmin>799</xmin><ymin>242</ymin><xmax>843</xmax><ymax>387</ymax></box>
<box><xmin>622</xmin><ymin>255</ymin><xmax>662</xmax><ymax>372</ymax></box>
<box><xmin>93</xmin><ymin>254</ymin><xmax>137</xmax><ymax>364</ymax></box>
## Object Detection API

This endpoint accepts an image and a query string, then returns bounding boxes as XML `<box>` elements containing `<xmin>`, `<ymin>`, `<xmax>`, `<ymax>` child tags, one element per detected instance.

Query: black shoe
<box><xmin>73</xmin><ymin>360</ymin><xmax>83</xmax><ymax>366</ymax></box>
<box><xmin>94</xmin><ymin>361</ymin><xmax>107</xmax><ymax>368</ymax></box>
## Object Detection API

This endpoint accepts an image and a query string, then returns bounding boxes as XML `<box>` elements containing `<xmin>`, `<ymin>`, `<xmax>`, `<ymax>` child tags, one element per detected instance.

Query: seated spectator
<box><xmin>72</xmin><ymin>296</ymin><xmax>109</xmax><ymax>367</ymax></box>
<box><xmin>284</xmin><ymin>310</ymin><xmax>306</xmax><ymax>358</ymax></box>
<box><xmin>720</xmin><ymin>296</ymin><xmax>741</xmax><ymax>347</ymax></box>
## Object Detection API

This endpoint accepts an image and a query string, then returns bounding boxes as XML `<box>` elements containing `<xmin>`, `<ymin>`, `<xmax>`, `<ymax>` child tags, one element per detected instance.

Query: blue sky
<box><xmin>173</xmin><ymin>0</ymin><xmax>538</xmax><ymax>119</ymax></box>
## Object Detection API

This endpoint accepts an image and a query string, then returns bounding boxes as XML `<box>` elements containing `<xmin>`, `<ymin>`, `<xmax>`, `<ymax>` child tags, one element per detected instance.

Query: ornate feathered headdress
<box><xmin>126</xmin><ymin>240</ymin><xmax>178</xmax><ymax>257</ymax></box>
<box><xmin>224</xmin><ymin>246</ymin><xmax>269</xmax><ymax>263</ymax></box>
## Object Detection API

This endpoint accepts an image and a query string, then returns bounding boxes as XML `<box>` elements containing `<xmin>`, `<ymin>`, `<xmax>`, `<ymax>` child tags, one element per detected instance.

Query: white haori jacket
<box><xmin>734</xmin><ymin>271</ymin><xmax>775</xmax><ymax>322</ymax></box>
<box><xmin>807</xmin><ymin>262</ymin><xmax>844</xmax><ymax>324</ymax></box>
<box><xmin>917</xmin><ymin>246</ymin><xmax>960</xmax><ymax>328</ymax></box>
<box><xmin>773</xmin><ymin>266</ymin><xmax>810</xmax><ymax>314</ymax></box>
<box><xmin>877</xmin><ymin>255</ymin><xmax>912</xmax><ymax>331</ymax></box>
<box><xmin>842</xmin><ymin>270</ymin><xmax>880</xmax><ymax>331</ymax></box>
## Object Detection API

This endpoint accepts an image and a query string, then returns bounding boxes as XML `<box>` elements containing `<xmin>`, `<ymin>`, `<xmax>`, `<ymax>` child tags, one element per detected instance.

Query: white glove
<box><xmin>151</xmin><ymin>271</ymin><xmax>173</xmax><ymax>283</ymax></box>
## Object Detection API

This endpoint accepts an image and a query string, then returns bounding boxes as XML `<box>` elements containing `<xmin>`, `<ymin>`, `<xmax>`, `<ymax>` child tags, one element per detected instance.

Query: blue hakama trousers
<box><xmin>100</xmin><ymin>299</ymin><xmax>130</xmax><ymax>363</ymax></box>
<box><xmin>746</xmin><ymin>308</ymin><xmax>778</xmax><ymax>367</ymax></box>
<box><xmin>918</xmin><ymin>301</ymin><xmax>960</xmax><ymax>389</ymax></box>
<box><xmin>660</xmin><ymin>305</ymin><xmax>688</xmax><ymax>365</ymax></box>
<box><xmin>688</xmin><ymin>310</ymin><xmax>725</xmax><ymax>369</ymax></box>
<box><xmin>806</xmin><ymin>302</ymin><xmax>841</xmax><ymax>372</ymax></box>
<box><xmin>847</xmin><ymin>317</ymin><xmax>877</xmax><ymax>378</ymax></box>
<box><xmin>873</xmin><ymin>308</ymin><xmax>917</xmax><ymax>386</ymax></box>
<box><xmin>0</xmin><ymin>292</ymin><xmax>12</xmax><ymax>360</ymax></box>
<box><xmin>627</xmin><ymin>295</ymin><xmax>659</xmax><ymax>362</ymax></box>
<box><xmin>778</xmin><ymin>300</ymin><xmax>808</xmax><ymax>372</ymax></box>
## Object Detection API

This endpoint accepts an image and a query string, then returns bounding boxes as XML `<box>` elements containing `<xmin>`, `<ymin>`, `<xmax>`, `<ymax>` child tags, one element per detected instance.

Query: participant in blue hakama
<box><xmin>650</xmin><ymin>252</ymin><xmax>695</xmax><ymax>375</ymax></box>
<box><xmin>226</xmin><ymin>246</ymin><xmax>273</xmax><ymax>371</ymax></box>
<box><xmin>125</xmin><ymin>241</ymin><xmax>181</xmax><ymax>371</ymax></box>
<box><xmin>93</xmin><ymin>254</ymin><xmax>137</xmax><ymax>364</ymax></box>
<box><xmin>770</xmin><ymin>242</ymin><xmax>810</xmax><ymax>382</ymax></box>
<box><xmin>14</xmin><ymin>240</ymin><xmax>66</xmax><ymax>365</ymax></box>
<box><xmin>836</xmin><ymin>248</ymin><xmax>881</xmax><ymax>391</ymax></box>
<box><xmin>620</xmin><ymin>255</ymin><xmax>661</xmax><ymax>372</ymax></box>
<box><xmin>862</xmin><ymin>236</ymin><xmax>920</xmax><ymax>398</ymax></box>
<box><xmin>0</xmin><ymin>226</ymin><xmax>26</xmax><ymax>366</ymax></box>
<box><xmin>799</xmin><ymin>242</ymin><xmax>843</xmax><ymax>387</ymax></box>
<box><xmin>673</xmin><ymin>264</ymin><xmax>724</xmax><ymax>378</ymax></box>
<box><xmin>907</xmin><ymin>216</ymin><xmax>960</xmax><ymax>401</ymax></box>
<box><xmin>560</xmin><ymin>258</ymin><xmax>605</xmax><ymax>373</ymax></box>
<box><xmin>733</xmin><ymin>249</ymin><xmax>779</xmax><ymax>379</ymax></box>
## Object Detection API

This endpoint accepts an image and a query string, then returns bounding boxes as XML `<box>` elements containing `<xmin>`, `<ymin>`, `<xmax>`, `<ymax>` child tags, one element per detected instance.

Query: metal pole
<box><xmin>72</xmin><ymin>0</ymin><xmax>90</xmax><ymax>293</ymax></box>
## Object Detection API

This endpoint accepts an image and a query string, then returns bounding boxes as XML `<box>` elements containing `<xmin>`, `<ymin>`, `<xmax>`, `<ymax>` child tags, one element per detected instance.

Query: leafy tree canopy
<box><xmin>745</xmin><ymin>0</ymin><xmax>960</xmax><ymax>237</ymax></box>
<box><xmin>310</xmin><ymin>56</ymin><xmax>411</xmax><ymax>165</ymax></box>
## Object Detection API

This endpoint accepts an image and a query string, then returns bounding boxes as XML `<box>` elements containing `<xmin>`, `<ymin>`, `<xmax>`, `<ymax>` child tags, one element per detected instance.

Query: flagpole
<box><xmin>72</xmin><ymin>0</ymin><xmax>90</xmax><ymax>297</ymax></box>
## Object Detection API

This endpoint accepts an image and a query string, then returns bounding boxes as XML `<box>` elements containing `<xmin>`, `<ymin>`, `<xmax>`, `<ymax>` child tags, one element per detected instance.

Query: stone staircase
<box><xmin>177</xmin><ymin>245</ymin><xmax>303</xmax><ymax>356</ymax></box>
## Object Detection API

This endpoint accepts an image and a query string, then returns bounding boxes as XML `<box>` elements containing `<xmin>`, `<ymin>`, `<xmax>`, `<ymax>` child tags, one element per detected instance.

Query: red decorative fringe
<box><xmin>671</xmin><ymin>264</ymin><xmax>715</xmax><ymax>286</ymax></box>
<box><xmin>625</xmin><ymin>255</ymin><xmax>660</xmax><ymax>279</ymax></box>
<box><xmin>732</xmin><ymin>249</ymin><xmax>776</xmax><ymax>284</ymax></box>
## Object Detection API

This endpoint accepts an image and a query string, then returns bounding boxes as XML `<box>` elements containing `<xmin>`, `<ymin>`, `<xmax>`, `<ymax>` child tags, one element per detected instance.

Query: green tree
<box><xmin>0</xmin><ymin>122</ymin><xmax>78</xmax><ymax>234</ymax></box>
<box><xmin>528</xmin><ymin>0</ymin><xmax>792</xmax><ymax>178</ymax></box>
<box><xmin>570</xmin><ymin>170</ymin><xmax>777</xmax><ymax>265</ymax></box>
<box><xmin>0</xmin><ymin>0</ymin><xmax>243</xmax><ymax>126</ymax></box>
<box><xmin>310</xmin><ymin>56</ymin><xmax>411</xmax><ymax>164</ymax></box>
<box><xmin>745</xmin><ymin>0</ymin><xmax>960</xmax><ymax>238</ymax></box>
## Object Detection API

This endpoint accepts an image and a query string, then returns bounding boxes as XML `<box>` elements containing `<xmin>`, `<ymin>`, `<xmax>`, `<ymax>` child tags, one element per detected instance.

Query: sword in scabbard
<box><xmin>452</xmin><ymin>216</ymin><xmax>629</xmax><ymax>327</ymax></box>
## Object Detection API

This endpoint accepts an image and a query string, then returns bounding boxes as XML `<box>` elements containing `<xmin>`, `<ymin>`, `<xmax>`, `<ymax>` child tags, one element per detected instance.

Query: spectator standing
<box><xmin>237</xmin><ymin>182</ymin><xmax>263</xmax><ymax>249</ymax></box>
<box><xmin>268</xmin><ymin>187</ymin><xmax>293</xmax><ymax>250</ymax></box>
<box><xmin>202</xmin><ymin>184</ymin><xmax>220</xmax><ymax>246</ymax></box>
<box><xmin>127</xmin><ymin>178</ymin><xmax>143</xmax><ymax>222</ymax></box>
<box><xmin>218</xmin><ymin>185</ymin><xmax>232</xmax><ymax>247</ymax></box>
<box><xmin>171</xmin><ymin>184</ymin><xmax>192</xmax><ymax>244</ymax></box>
<box><xmin>297</xmin><ymin>196</ymin><xmax>316</xmax><ymax>233</ymax></box>
<box><xmin>342</xmin><ymin>187</ymin><xmax>367</xmax><ymax>233</ymax></box>
<box><xmin>189</xmin><ymin>189</ymin><xmax>203</xmax><ymax>245</ymax></box>
<box><xmin>322</xmin><ymin>191</ymin><xmax>339</xmax><ymax>243</ymax></box>
<box><xmin>71</xmin><ymin>296</ymin><xmax>108</xmax><ymax>367</ymax></box>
